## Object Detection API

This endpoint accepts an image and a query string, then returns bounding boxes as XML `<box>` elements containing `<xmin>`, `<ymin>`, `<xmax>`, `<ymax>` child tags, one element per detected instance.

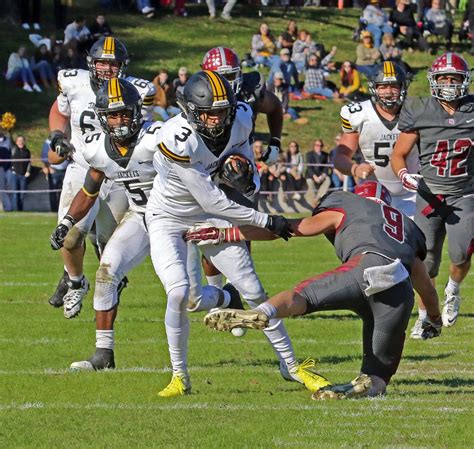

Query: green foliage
<box><xmin>0</xmin><ymin>213</ymin><xmax>473</xmax><ymax>448</ymax></box>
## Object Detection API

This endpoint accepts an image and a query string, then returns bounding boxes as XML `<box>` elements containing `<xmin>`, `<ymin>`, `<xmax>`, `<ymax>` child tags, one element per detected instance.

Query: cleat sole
<box><xmin>204</xmin><ymin>309</ymin><xmax>269</xmax><ymax>331</ymax></box>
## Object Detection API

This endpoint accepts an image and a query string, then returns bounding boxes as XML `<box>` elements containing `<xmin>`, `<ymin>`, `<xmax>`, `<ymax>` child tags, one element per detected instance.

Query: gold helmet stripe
<box><xmin>383</xmin><ymin>61</ymin><xmax>395</xmax><ymax>79</ymax></box>
<box><xmin>103</xmin><ymin>37</ymin><xmax>115</xmax><ymax>57</ymax></box>
<box><xmin>203</xmin><ymin>70</ymin><xmax>227</xmax><ymax>103</ymax></box>
<box><xmin>108</xmin><ymin>78</ymin><xmax>123</xmax><ymax>105</ymax></box>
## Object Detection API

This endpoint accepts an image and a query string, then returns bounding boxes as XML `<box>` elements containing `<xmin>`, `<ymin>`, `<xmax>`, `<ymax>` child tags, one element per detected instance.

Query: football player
<box><xmin>47</xmin><ymin>36</ymin><xmax>156</xmax><ymax>319</ymax></box>
<box><xmin>199</xmin><ymin>47</ymin><xmax>284</xmax><ymax>290</ymax></box>
<box><xmin>391</xmin><ymin>52</ymin><xmax>473</xmax><ymax>331</ymax></box>
<box><xmin>187</xmin><ymin>181</ymin><xmax>442</xmax><ymax>398</ymax></box>
<box><xmin>50</xmin><ymin>79</ymin><xmax>159</xmax><ymax>370</ymax></box>
<box><xmin>333</xmin><ymin>61</ymin><xmax>418</xmax><ymax>218</ymax></box>
<box><xmin>145</xmin><ymin>70</ymin><xmax>329</xmax><ymax>397</ymax></box>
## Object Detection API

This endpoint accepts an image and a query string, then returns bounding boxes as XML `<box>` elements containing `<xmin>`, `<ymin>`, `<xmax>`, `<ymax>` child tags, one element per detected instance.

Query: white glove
<box><xmin>398</xmin><ymin>168</ymin><xmax>423</xmax><ymax>192</ymax></box>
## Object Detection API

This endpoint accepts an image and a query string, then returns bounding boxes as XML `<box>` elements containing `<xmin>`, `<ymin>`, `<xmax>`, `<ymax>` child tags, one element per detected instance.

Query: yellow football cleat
<box><xmin>158</xmin><ymin>374</ymin><xmax>191</xmax><ymax>398</ymax></box>
<box><xmin>311</xmin><ymin>374</ymin><xmax>372</xmax><ymax>400</ymax></box>
<box><xmin>290</xmin><ymin>358</ymin><xmax>332</xmax><ymax>393</ymax></box>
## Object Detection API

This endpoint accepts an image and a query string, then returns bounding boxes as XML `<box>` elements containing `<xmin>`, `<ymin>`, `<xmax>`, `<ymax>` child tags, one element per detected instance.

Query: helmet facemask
<box><xmin>218</xmin><ymin>67</ymin><xmax>242</xmax><ymax>94</ymax></box>
<box><xmin>96</xmin><ymin>105</ymin><xmax>142</xmax><ymax>141</ymax></box>
<box><xmin>88</xmin><ymin>59</ymin><xmax>127</xmax><ymax>89</ymax></box>
<box><xmin>369</xmin><ymin>81</ymin><xmax>407</xmax><ymax>109</ymax></box>
<box><xmin>428</xmin><ymin>72</ymin><xmax>471</xmax><ymax>102</ymax></box>
<box><xmin>186</xmin><ymin>102</ymin><xmax>236</xmax><ymax>140</ymax></box>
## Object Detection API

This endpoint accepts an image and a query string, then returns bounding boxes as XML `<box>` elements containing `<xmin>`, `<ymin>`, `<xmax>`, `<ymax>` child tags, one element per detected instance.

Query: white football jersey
<box><xmin>147</xmin><ymin>102</ymin><xmax>267</xmax><ymax>227</ymax></box>
<box><xmin>57</xmin><ymin>69</ymin><xmax>156</xmax><ymax>168</ymax></box>
<box><xmin>340</xmin><ymin>99</ymin><xmax>419</xmax><ymax>196</ymax></box>
<box><xmin>81</xmin><ymin>121</ymin><xmax>163</xmax><ymax>213</ymax></box>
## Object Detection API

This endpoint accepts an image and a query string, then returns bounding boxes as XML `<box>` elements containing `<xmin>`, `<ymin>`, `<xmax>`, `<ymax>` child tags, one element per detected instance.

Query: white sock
<box><xmin>256</xmin><ymin>302</ymin><xmax>277</xmax><ymax>319</ymax></box>
<box><xmin>248</xmin><ymin>299</ymin><xmax>297</xmax><ymax>370</ymax></box>
<box><xmin>165</xmin><ymin>287</ymin><xmax>189</xmax><ymax>376</ymax></box>
<box><xmin>69</xmin><ymin>274</ymin><xmax>83</xmax><ymax>283</ymax></box>
<box><xmin>418</xmin><ymin>309</ymin><xmax>427</xmax><ymax>320</ymax></box>
<box><xmin>96</xmin><ymin>330</ymin><xmax>115</xmax><ymax>350</ymax></box>
<box><xmin>206</xmin><ymin>274</ymin><xmax>223</xmax><ymax>289</ymax></box>
<box><xmin>446</xmin><ymin>277</ymin><xmax>460</xmax><ymax>294</ymax></box>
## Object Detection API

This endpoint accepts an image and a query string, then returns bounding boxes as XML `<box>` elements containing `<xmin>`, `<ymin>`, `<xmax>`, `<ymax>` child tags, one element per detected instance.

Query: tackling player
<box><xmin>391</xmin><ymin>52</ymin><xmax>473</xmax><ymax>331</ymax></box>
<box><xmin>187</xmin><ymin>182</ymin><xmax>442</xmax><ymax>399</ymax></box>
<box><xmin>145</xmin><ymin>70</ymin><xmax>329</xmax><ymax>397</ymax></box>
<box><xmin>47</xmin><ymin>36</ymin><xmax>156</xmax><ymax>319</ymax></box>
<box><xmin>333</xmin><ymin>61</ymin><xmax>419</xmax><ymax>218</ymax></box>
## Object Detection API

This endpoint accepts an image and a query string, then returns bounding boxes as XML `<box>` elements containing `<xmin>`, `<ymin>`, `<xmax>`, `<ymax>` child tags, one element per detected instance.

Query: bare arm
<box><xmin>411</xmin><ymin>256</ymin><xmax>441</xmax><ymax>320</ymax></box>
<box><xmin>67</xmin><ymin>168</ymin><xmax>105</xmax><ymax>222</ymax></box>
<box><xmin>391</xmin><ymin>131</ymin><xmax>418</xmax><ymax>176</ymax></box>
<box><xmin>257</xmin><ymin>90</ymin><xmax>283</xmax><ymax>141</ymax></box>
<box><xmin>333</xmin><ymin>132</ymin><xmax>374</xmax><ymax>178</ymax></box>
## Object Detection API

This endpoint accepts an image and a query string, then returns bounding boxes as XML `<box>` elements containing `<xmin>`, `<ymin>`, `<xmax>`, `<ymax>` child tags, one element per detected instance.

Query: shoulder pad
<box><xmin>340</xmin><ymin>101</ymin><xmax>367</xmax><ymax>133</ymax></box>
<box><xmin>240</xmin><ymin>71</ymin><xmax>266</xmax><ymax>102</ymax></box>
<box><xmin>235</xmin><ymin>102</ymin><xmax>254</xmax><ymax>131</ymax></box>
<box><xmin>157</xmin><ymin>117</ymin><xmax>196</xmax><ymax>164</ymax></box>
<box><xmin>126</xmin><ymin>76</ymin><xmax>156</xmax><ymax>103</ymax></box>
<box><xmin>58</xmin><ymin>68</ymin><xmax>89</xmax><ymax>91</ymax></box>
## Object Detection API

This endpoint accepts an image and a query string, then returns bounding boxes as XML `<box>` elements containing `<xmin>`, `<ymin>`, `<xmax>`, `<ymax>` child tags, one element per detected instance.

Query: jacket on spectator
<box><xmin>363</xmin><ymin>4</ymin><xmax>389</xmax><ymax>27</ymax></box>
<box><xmin>306</xmin><ymin>150</ymin><xmax>329</xmax><ymax>179</ymax></box>
<box><xmin>11</xmin><ymin>146</ymin><xmax>31</xmax><ymax>176</ymax></box>
<box><xmin>251</xmin><ymin>33</ymin><xmax>279</xmax><ymax>58</ymax></box>
<box><xmin>356</xmin><ymin>44</ymin><xmax>381</xmax><ymax>66</ymax></box>
<box><xmin>6</xmin><ymin>53</ymin><xmax>30</xmax><ymax>78</ymax></box>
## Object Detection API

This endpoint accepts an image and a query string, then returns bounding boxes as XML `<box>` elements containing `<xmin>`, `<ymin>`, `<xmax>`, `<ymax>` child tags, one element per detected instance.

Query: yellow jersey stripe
<box><xmin>342</xmin><ymin>123</ymin><xmax>353</xmax><ymax>130</ymax></box>
<box><xmin>159</xmin><ymin>142</ymin><xmax>190</xmax><ymax>163</ymax></box>
<box><xmin>82</xmin><ymin>186</ymin><xmax>100</xmax><ymax>198</ymax></box>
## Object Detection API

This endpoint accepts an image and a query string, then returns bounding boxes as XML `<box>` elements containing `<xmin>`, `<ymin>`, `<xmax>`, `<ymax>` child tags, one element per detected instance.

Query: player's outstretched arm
<box><xmin>257</xmin><ymin>91</ymin><xmax>283</xmax><ymax>165</ymax></box>
<box><xmin>392</xmin><ymin>131</ymin><xmax>422</xmax><ymax>191</ymax></box>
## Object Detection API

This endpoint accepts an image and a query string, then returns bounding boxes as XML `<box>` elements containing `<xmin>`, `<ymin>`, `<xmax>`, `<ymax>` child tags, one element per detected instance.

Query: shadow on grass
<box><xmin>395</xmin><ymin>377</ymin><xmax>474</xmax><ymax>389</ymax></box>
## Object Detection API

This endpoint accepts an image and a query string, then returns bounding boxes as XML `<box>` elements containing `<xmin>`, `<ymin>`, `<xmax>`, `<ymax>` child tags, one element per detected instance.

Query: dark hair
<box><xmin>286</xmin><ymin>140</ymin><xmax>300</xmax><ymax>160</ymax></box>
<box><xmin>340</xmin><ymin>62</ymin><xmax>356</xmax><ymax>87</ymax></box>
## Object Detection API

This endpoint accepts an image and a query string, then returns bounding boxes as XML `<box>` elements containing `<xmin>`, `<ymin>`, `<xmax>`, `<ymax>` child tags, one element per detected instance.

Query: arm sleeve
<box><xmin>340</xmin><ymin>104</ymin><xmax>355</xmax><ymax>133</ymax></box>
<box><xmin>173</xmin><ymin>161</ymin><xmax>268</xmax><ymax>227</ymax></box>
<box><xmin>141</xmin><ymin>82</ymin><xmax>157</xmax><ymax>121</ymax></box>
<box><xmin>398</xmin><ymin>100</ymin><xmax>416</xmax><ymax>132</ymax></box>
<box><xmin>57</xmin><ymin>72</ymin><xmax>71</xmax><ymax>116</ymax></box>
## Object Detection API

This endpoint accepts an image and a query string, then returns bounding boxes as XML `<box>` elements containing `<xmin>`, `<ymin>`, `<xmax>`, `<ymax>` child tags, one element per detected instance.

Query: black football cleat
<box><xmin>48</xmin><ymin>271</ymin><xmax>69</xmax><ymax>308</ymax></box>
<box><xmin>69</xmin><ymin>348</ymin><xmax>115</xmax><ymax>371</ymax></box>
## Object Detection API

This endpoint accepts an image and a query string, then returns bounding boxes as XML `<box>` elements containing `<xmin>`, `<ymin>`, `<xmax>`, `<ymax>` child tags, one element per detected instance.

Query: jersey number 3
<box><xmin>381</xmin><ymin>205</ymin><xmax>404</xmax><ymax>243</ymax></box>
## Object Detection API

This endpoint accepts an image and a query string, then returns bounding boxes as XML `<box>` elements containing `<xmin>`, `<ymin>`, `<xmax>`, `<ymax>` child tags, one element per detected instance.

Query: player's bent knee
<box><xmin>424</xmin><ymin>252</ymin><xmax>440</xmax><ymax>279</ymax></box>
<box><xmin>167</xmin><ymin>285</ymin><xmax>190</xmax><ymax>311</ymax></box>
<box><xmin>63</xmin><ymin>225</ymin><xmax>86</xmax><ymax>250</ymax></box>
<box><xmin>94</xmin><ymin>281</ymin><xmax>119</xmax><ymax>311</ymax></box>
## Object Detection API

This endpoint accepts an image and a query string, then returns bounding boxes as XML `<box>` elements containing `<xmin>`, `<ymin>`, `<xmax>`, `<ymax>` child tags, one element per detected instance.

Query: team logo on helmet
<box><xmin>201</xmin><ymin>47</ymin><xmax>242</xmax><ymax>94</ymax></box>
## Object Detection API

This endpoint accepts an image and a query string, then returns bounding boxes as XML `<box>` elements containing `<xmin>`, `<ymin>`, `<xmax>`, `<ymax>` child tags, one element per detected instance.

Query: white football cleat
<box><xmin>63</xmin><ymin>277</ymin><xmax>89</xmax><ymax>319</ymax></box>
<box><xmin>410</xmin><ymin>318</ymin><xmax>424</xmax><ymax>339</ymax></box>
<box><xmin>442</xmin><ymin>289</ymin><xmax>461</xmax><ymax>327</ymax></box>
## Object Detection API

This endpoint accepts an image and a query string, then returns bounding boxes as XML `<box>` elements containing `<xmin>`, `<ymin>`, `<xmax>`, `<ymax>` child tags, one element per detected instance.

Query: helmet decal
<box><xmin>382</xmin><ymin>61</ymin><xmax>397</xmax><ymax>82</ymax></box>
<box><xmin>107</xmin><ymin>78</ymin><xmax>125</xmax><ymax>109</ymax></box>
<box><xmin>203</xmin><ymin>70</ymin><xmax>229</xmax><ymax>106</ymax></box>
<box><xmin>101</xmin><ymin>36</ymin><xmax>116</xmax><ymax>58</ymax></box>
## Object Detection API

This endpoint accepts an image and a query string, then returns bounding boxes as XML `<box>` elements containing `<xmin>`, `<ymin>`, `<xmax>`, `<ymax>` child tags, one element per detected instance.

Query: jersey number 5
<box><xmin>123</xmin><ymin>180</ymin><xmax>148</xmax><ymax>206</ymax></box>
<box><xmin>381</xmin><ymin>205</ymin><xmax>404</xmax><ymax>243</ymax></box>
<box><xmin>430</xmin><ymin>139</ymin><xmax>471</xmax><ymax>177</ymax></box>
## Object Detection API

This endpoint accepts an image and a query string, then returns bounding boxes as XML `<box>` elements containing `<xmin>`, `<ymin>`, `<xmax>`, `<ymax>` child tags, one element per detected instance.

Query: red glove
<box><xmin>184</xmin><ymin>225</ymin><xmax>242</xmax><ymax>246</ymax></box>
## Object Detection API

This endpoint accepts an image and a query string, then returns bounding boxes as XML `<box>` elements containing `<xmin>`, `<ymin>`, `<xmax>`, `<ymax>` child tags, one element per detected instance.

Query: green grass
<box><xmin>1</xmin><ymin>1</ymin><xmax>471</xmax><ymax>156</ymax></box>
<box><xmin>1</xmin><ymin>213</ymin><xmax>473</xmax><ymax>448</ymax></box>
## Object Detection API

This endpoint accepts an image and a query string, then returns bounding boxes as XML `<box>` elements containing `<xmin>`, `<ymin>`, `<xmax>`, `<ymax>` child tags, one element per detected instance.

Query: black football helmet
<box><xmin>94</xmin><ymin>78</ymin><xmax>143</xmax><ymax>140</ymax></box>
<box><xmin>87</xmin><ymin>37</ymin><xmax>129</xmax><ymax>89</ymax></box>
<box><xmin>368</xmin><ymin>61</ymin><xmax>409</xmax><ymax>109</ymax></box>
<box><xmin>177</xmin><ymin>70</ymin><xmax>236</xmax><ymax>142</ymax></box>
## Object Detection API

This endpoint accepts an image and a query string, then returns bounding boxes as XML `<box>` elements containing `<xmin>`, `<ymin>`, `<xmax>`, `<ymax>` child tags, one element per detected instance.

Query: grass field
<box><xmin>1</xmin><ymin>213</ymin><xmax>473</xmax><ymax>448</ymax></box>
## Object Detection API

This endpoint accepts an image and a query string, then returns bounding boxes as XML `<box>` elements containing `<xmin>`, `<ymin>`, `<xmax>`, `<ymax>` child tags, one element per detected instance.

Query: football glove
<box><xmin>261</xmin><ymin>137</ymin><xmax>281</xmax><ymax>166</ymax></box>
<box><xmin>398</xmin><ymin>168</ymin><xmax>423</xmax><ymax>192</ymax></box>
<box><xmin>49</xmin><ymin>130</ymin><xmax>74</xmax><ymax>158</ymax></box>
<box><xmin>265</xmin><ymin>215</ymin><xmax>293</xmax><ymax>241</ymax></box>
<box><xmin>219</xmin><ymin>155</ymin><xmax>255</xmax><ymax>195</ymax></box>
<box><xmin>184</xmin><ymin>225</ymin><xmax>242</xmax><ymax>246</ymax></box>
<box><xmin>50</xmin><ymin>215</ymin><xmax>76</xmax><ymax>250</ymax></box>
<box><xmin>421</xmin><ymin>315</ymin><xmax>442</xmax><ymax>340</ymax></box>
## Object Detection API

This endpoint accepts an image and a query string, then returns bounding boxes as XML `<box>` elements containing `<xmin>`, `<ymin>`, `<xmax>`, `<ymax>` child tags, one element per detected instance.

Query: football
<box><xmin>219</xmin><ymin>154</ymin><xmax>254</xmax><ymax>194</ymax></box>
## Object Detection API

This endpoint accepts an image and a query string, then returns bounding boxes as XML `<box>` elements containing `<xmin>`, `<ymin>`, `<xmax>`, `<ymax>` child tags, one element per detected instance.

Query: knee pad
<box><xmin>93</xmin><ymin>264</ymin><xmax>120</xmax><ymax>311</ymax></box>
<box><xmin>424</xmin><ymin>251</ymin><xmax>441</xmax><ymax>278</ymax></box>
<box><xmin>167</xmin><ymin>285</ymin><xmax>190</xmax><ymax>312</ymax></box>
<box><xmin>63</xmin><ymin>225</ymin><xmax>86</xmax><ymax>250</ymax></box>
